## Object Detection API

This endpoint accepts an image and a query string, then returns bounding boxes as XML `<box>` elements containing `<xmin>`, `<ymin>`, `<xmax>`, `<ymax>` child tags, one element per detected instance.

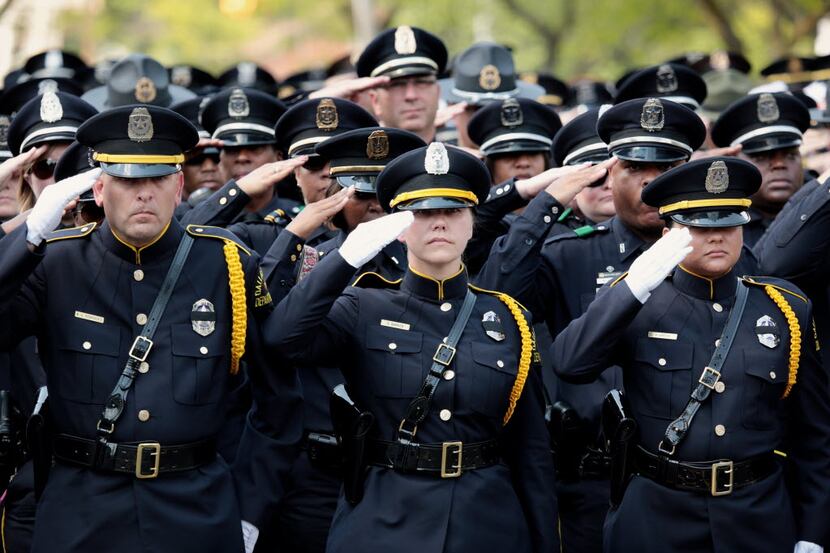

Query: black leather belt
<box><xmin>367</xmin><ymin>439</ymin><xmax>500</xmax><ymax>478</ymax></box>
<box><xmin>53</xmin><ymin>434</ymin><xmax>216</xmax><ymax>479</ymax></box>
<box><xmin>635</xmin><ymin>446</ymin><xmax>778</xmax><ymax>496</ymax></box>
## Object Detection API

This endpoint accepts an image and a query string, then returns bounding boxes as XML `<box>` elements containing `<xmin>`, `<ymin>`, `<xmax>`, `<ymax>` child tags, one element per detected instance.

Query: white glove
<box><xmin>26</xmin><ymin>168</ymin><xmax>102</xmax><ymax>246</ymax></box>
<box><xmin>625</xmin><ymin>227</ymin><xmax>693</xmax><ymax>303</ymax></box>
<box><xmin>339</xmin><ymin>211</ymin><xmax>414</xmax><ymax>268</ymax></box>
<box><xmin>795</xmin><ymin>541</ymin><xmax>823</xmax><ymax>553</ymax></box>
<box><xmin>241</xmin><ymin>520</ymin><xmax>259</xmax><ymax>553</ymax></box>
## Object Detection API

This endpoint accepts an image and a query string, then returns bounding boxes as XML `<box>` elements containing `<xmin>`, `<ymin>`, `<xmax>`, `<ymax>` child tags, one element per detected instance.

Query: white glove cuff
<box><xmin>625</xmin><ymin>279</ymin><xmax>651</xmax><ymax>304</ymax></box>
<box><xmin>241</xmin><ymin>520</ymin><xmax>259</xmax><ymax>553</ymax></box>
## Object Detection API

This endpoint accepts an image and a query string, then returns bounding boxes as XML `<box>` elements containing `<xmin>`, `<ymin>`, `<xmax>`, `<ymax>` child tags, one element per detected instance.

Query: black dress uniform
<box><xmin>552</xmin><ymin>158</ymin><xmax>830</xmax><ymax>552</ymax></box>
<box><xmin>265</xmin><ymin>142</ymin><xmax>558</xmax><ymax>553</ymax></box>
<box><xmin>0</xmin><ymin>105</ymin><xmax>302</xmax><ymax>553</ymax></box>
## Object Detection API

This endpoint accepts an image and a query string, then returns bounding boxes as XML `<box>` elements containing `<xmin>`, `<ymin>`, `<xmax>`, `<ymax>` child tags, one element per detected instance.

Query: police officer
<box><xmin>265</xmin><ymin>142</ymin><xmax>558</xmax><ymax>553</ymax></box>
<box><xmin>614</xmin><ymin>62</ymin><xmax>708</xmax><ymax>112</ymax></box>
<box><xmin>356</xmin><ymin>26</ymin><xmax>448</xmax><ymax>143</ymax></box>
<box><xmin>0</xmin><ymin>104</ymin><xmax>302</xmax><ymax>552</ymax></box>
<box><xmin>711</xmin><ymin>92</ymin><xmax>811</xmax><ymax>247</ymax></box>
<box><xmin>169</xmin><ymin>97</ymin><xmax>223</xmax><ymax>200</ymax></box>
<box><xmin>551</xmin><ymin>157</ymin><xmax>830</xmax><ymax>553</ymax></box>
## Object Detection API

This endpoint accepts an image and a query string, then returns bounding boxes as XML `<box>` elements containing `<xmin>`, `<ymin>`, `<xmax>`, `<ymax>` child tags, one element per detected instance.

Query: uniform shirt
<box><xmin>264</xmin><ymin>251</ymin><xmax>559</xmax><ymax>553</ymax></box>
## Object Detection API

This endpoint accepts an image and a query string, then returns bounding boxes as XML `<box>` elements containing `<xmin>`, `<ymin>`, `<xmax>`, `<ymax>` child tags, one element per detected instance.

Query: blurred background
<box><xmin>3</xmin><ymin>0</ymin><xmax>830</xmax><ymax>82</ymax></box>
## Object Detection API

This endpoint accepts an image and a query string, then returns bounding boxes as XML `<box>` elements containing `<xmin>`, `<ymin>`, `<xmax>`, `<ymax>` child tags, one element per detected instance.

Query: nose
<box><xmin>404</xmin><ymin>80</ymin><xmax>419</xmax><ymax>100</ymax></box>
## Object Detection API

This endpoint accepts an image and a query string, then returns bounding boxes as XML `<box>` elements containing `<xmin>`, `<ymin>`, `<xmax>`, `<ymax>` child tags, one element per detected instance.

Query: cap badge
<box><xmin>710</xmin><ymin>51</ymin><xmax>730</xmax><ymax>71</ymax></box>
<box><xmin>0</xmin><ymin>116</ymin><xmax>10</xmax><ymax>146</ymax></box>
<box><xmin>128</xmin><ymin>107</ymin><xmax>154</xmax><ymax>143</ymax></box>
<box><xmin>37</xmin><ymin>79</ymin><xmax>58</xmax><ymax>95</ymax></box>
<box><xmin>757</xmin><ymin>93</ymin><xmax>780</xmax><ymax>123</ymax></box>
<box><xmin>134</xmin><ymin>77</ymin><xmax>157</xmax><ymax>103</ymax></box>
<box><xmin>45</xmin><ymin>50</ymin><xmax>64</xmax><ymax>70</ymax></box>
<box><xmin>655</xmin><ymin>64</ymin><xmax>678</xmax><ymax>93</ymax></box>
<box><xmin>756</xmin><ymin>315</ymin><xmax>780</xmax><ymax>349</ymax></box>
<box><xmin>237</xmin><ymin>62</ymin><xmax>257</xmax><ymax>86</ymax></box>
<box><xmin>315</xmin><ymin>98</ymin><xmax>339</xmax><ymax>131</ymax></box>
<box><xmin>640</xmin><ymin>98</ymin><xmax>665</xmax><ymax>132</ymax></box>
<box><xmin>424</xmin><ymin>142</ymin><xmax>449</xmax><ymax>175</ymax></box>
<box><xmin>521</xmin><ymin>72</ymin><xmax>538</xmax><ymax>84</ymax></box>
<box><xmin>228</xmin><ymin>88</ymin><xmax>250</xmax><ymax>118</ymax></box>
<box><xmin>482</xmin><ymin>310</ymin><xmax>506</xmax><ymax>341</ymax></box>
<box><xmin>191</xmin><ymin>298</ymin><xmax>216</xmax><ymax>337</ymax></box>
<box><xmin>479</xmin><ymin>65</ymin><xmax>502</xmax><ymax>91</ymax></box>
<box><xmin>366</xmin><ymin>130</ymin><xmax>389</xmax><ymax>160</ymax></box>
<box><xmin>705</xmin><ymin>160</ymin><xmax>729</xmax><ymax>194</ymax></box>
<box><xmin>787</xmin><ymin>57</ymin><xmax>803</xmax><ymax>73</ymax></box>
<box><xmin>39</xmin><ymin>90</ymin><xmax>63</xmax><ymax>123</ymax></box>
<box><xmin>500</xmin><ymin>98</ymin><xmax>523</xmax><ymax>127</ymax></box>
<box><xmin>171</xmin><ymin>66</ymin><xmax>192</xmax><ymax>88</ymax></box>
<box><xmin>394</xmin><ymin>26</ymin><xmax>417</xmax><ymax>55</ymax></box>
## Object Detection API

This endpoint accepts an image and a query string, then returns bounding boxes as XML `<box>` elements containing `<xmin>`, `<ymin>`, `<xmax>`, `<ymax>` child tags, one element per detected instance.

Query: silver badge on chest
<box><xmin>482</xmin><ymin>310</ymin><xmax>505</xmax><ymax>341</ymax></box>
<box><xmin>191</xmin><ymin>298</ymin><xmax>216</xmax><ymax>336</ymax></box>
<box><xmin>756</xmin><ymin>315</ymin><xmax>780</xmax><ymax>349</ymax></box>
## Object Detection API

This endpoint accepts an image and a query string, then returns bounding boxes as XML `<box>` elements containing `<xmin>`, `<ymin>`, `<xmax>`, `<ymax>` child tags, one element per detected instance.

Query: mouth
<box><xmin>705</xmin><ymin>249</ymin><xmax>728</xmax><ymax>257</ymax></box>
<box><xmin>428</xmin><ymin>237</ymin><xmax>452</xmax><ymax>245</ymax></box>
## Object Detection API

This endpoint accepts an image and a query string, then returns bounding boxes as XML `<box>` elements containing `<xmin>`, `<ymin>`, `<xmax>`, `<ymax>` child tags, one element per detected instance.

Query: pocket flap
<box><xmin>171</xmin><ymin>323</ymin><xmax>227</xmax><ymax>358</ymax></box>
<box><xmin>743</xmin><ymin>349</ymin><xmax>784</xmax><ymax>384</ymax></box>
<box><xmin>55</xmin><ymin>318</ymin><xmax>121</xmax><ymax>357</ymax></box>
<box><xmin>472</xmin><ymin>341</ymin><xmax>516</xmax><ymax>374</ymax></box>
<box><xmin>635</xmin><ymin>338</ymin><xmax>693</xmax><ymax>371</ymax></box>
<box><xmin>366</xmin><ymin>327</ymin><xmax>423</xmax><ymax>353</ymax></box>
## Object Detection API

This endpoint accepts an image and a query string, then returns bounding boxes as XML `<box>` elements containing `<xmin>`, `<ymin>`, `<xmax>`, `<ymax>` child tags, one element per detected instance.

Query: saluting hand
<box><xmin>517</xmin><ymin>157</ymin><xmax>616</xmax><ymax>205</ymax></box>
<box><xmin>26</xmin><ymin>167</ymin><xmax>102</xmax><ymax>248</ymax></box>
<box><xmin>285</xmin><ymin>186</ymin><xmax>353</xmax><ymax>240</ymax></box>
<box><xmin>690</xmin><ymin>144</ymin><xmax>742</xmax><ymax>160</ymax></box>
<box><xmin>235</xmin><ymin>156</ymin><xmax>308</xmax><ymax>197</ymax></box>
<box><xmin>309</xmin><ymin>76</ymin><xmax>390</xmax><ymax>102</ymax></box>
<box><xmin>339</xmin><ymin>210</ymin><xmax>414</xmax><ymax>268</ymax></box>
<box><xmin>625</xmin><ymin>227</ymin><xmax>693</xmax><ymax>303</ymax></box>
<box><xmin>0</xmin><ymin>145</ymin><xmax>48</xmax><ymax>187</ymax></box>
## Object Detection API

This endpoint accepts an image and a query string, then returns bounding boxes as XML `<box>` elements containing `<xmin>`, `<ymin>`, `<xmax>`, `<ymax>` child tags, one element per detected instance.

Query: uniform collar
<box><xmin>611</xmin><ymin>216</ymin><xmax>649</xmax><ymax>262</ymax></box>
<box><xmin>402</xmin><ymin>264</ymin><xmax>468</xmax><ymax>301</ymax></box>
<box><xmin>673</xmin><ymin>264</ymin><xmax>738</xmax><ymax>301</ymax></box>
<box><xmin>100</xmin><ymin>218</ymin><xmax>183</xmax><ymax>265</ymax></box>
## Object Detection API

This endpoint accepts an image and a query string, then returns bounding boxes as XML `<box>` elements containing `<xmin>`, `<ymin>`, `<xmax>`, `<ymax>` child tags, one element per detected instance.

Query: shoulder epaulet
<box><xmin>351</xmin><ymin>271</ymin><xmax>402</xmax><ymax>289</ymax></box>
<box><xmin>468</xmin><ymin>284</ymin><xmax>531</xmax><ymax>312</ymax></box>
<box><xmin>741</xmin><ymin>276</ymin><xmax>808</xmax><ymax>303</ymax></box>
<box><xmin>186</xmin><ymin>224</ymin><xmax>252</xmax><ymax>256</ymax></box>
<box><xmin>544</xmin><ymin>223</ymin><xmax>609</xmax><ymax>246</ymax></box>
<box><xmin>263</xmin><ymin>208</ymin><xmax>292</xmax><ymax>225</ymax></box>
<box><xmin>46</xmin><ymin>222</ymin><xmax>98</xmax><ymax>243</ymax></box>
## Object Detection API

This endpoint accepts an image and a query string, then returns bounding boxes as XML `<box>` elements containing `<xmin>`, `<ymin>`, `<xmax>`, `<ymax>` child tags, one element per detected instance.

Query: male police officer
<box><xmin>0</xmin><ymin>105</ymin><xmax>301</xmax><ymax>552</ymax></box>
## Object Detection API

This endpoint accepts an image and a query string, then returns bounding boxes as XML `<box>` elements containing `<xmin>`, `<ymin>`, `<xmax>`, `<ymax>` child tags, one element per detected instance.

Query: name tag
<box><xmin>380</xmin><ymin>319</ymin><xmax>410</xmax><ymax>331</ymax></box>
<box><xmin>74</xmin><ymin>310</ymin><xmax>104</xmax><ymax>324</ymax></box>
<box><xmin>596</xmin><ymin>271</ymin><xmax>622</xmax><ymax>290</ymax></box>
<box><xmin>648</xmin><ymin>331</ymin><xmax>678</xmax><ymax>341</ymax></box>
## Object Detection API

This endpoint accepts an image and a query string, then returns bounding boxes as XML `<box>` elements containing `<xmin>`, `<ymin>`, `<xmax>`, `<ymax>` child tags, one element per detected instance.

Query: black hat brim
<box><xmin>611</xmin><ymin>145</ymin><xmax>689</xmax><ymax>163</ymax></box>
<box><xmin>336</xmin><ymin>175</ymin><xmax>377</xmax><ymax>193</ymax></box>
<box><xmin>740</xmin><ymin>134</ymin><xmax>802</xmax><ymax>155</ymax></box>
<box><xmin>669</xmin><ymin>209</ymin><xmax>750</xmax><ymax>228</ymax></box>
<box><xmin>101</xmin><ymin>162</ymin><xmax>180</xmax><ymax>178</ymax></box>
<box><xmin>395</xmin><ymin>196</ymin><xmax>477</xmax><ymax>211</ymax></box>
<box><xmin>483</xmin><ymin>139</ymin><xmax>551</xmax><ymax>156</ymax></box>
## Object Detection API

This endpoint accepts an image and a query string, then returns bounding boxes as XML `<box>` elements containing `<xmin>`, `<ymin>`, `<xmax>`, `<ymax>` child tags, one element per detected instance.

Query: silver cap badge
<box><xmin>39</xmin><ymin>90</ymin><xmax>63</xmax><ymax>123</ymax></box>
<box><xmin>394</xmin><ymin>26</ymin><xmax>417</xmax><ymax>55</ymax></box>
<box><xmin>424</xmin><ymin>142</ymin><xmax>449</xmax><ymax>175</ymax></box>
<box><xmin>128</xmin><ymin>107</ymin><xmax>154</xmax><ymax>143</ymax></box>
<box><xmin>705</xmin><ymin>160</ymin><xmax>729</xmax><ymax>194</ymax></box>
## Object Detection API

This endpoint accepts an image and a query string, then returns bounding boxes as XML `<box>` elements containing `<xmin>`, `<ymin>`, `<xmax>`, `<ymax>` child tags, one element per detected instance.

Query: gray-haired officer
<box><xmin>0</xmin><ymin>104</ymin><xmax>301</xmax><ymax>553</ymax></box>
<box><xmin>552</xmin><ymin>157</ymin><xmax>830</xmax><ymax>553</ymax></box>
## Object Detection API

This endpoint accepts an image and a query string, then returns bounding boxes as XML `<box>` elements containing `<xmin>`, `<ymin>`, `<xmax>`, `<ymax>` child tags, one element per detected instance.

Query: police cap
<box><xmin>467</xmin><ymin>97</ymin><xmax>561</xmax><ymax>156</ymax></box>
<box><xmin>356</xmin><ymin>26</ymin><xmax>448</xmax><ymax>79</ymax></box>
<box><xmin>551</xmin><ymin>107</ymin><xmax>609</xmax><ymax>166</ymax></box>
<box><xmin>614</xmin><ymin>63</ymin><xmax>707</xmax><ymax>111</ymax></box>
<box><xmin>201</xmin><ymin>87</ymin><xmax>284</xmax><ymax>147</ymax></box>
<box><xmin>8</xmin><ymin>91</ymin><xmax>97</xmax><ymax>155</ymax></box>
<box><xmin>275</xmin><ymin>97</ymin><xmax>377</xmax><ymax>157</ymax></box>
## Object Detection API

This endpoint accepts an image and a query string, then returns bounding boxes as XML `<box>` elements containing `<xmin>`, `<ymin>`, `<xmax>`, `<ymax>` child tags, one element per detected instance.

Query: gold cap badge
<box><xmin>479</xmin><ymin>65</ymin><xmax>502</xmax><ymax>91</ymax></box>
<box><xmin>316</xmin><ymin>98</ymin><xmax>339</xmax><ymax>131</ymax></box>
<box><xmin>134</xmin><ymin>77</ymin><xmax>157</xmax><ymax>103</ymax></box>
<box><xmin>366</xmin><ymin>130</ymin><xmax>389</xmax><ymax>160</ymax></box>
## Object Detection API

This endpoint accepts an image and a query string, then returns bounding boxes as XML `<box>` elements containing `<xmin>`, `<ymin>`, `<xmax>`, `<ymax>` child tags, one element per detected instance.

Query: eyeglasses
<box><xmin>29</xmin><ymin>159</ymin><xmax>58</xmax><ymax>179</ymax></box>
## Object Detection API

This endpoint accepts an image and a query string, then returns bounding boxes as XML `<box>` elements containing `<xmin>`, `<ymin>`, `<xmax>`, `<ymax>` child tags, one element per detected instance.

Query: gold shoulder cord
<box><xmin>223</xmin><ymin>240</ymin><xmax>247</xmax><ymax>375</ymax></box>
<box><xmin>496</xmin><ymin>293</ymin><xmax>533</xmax><ymax>425</ymax></box>
<box><xmin>764</xmin><ymin>285</ymin><xmax>801</xmax><ymax>398</ymax></box>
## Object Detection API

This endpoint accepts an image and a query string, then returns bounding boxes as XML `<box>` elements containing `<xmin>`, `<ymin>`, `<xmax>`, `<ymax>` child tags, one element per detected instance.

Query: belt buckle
<box><xmin>699</xmin><ymin>366</ymin><xmax>721</xmax><ymax>390</ymax></box>
<box><xmin>440</xmin><ymin>441</ymin><xmax>463</xmax><ymax>479</ymax></box>
<box><xmin>135</xmin><ymin>442</ymin><xmax>161</xmax><ymax>479</ymax></box>
<box><xmin>710</xmin><ymin>460</ymin><xmax>733</xmax><ymax>496</ymax></box>
<box><xmin>129</xmin><ymin>336</ymin><xmax>154</xmax><ymax>363</ymax></box>
<box><xmin>433</xmin><ymin>343</ymin><xmax>456</xmax><ymax>366</ymax></box>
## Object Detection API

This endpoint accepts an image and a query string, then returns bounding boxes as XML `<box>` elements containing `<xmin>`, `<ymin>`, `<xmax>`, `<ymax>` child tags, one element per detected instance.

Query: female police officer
<box><xmin>265</xmin><ymin>142</ymin><xmax>558</xmax><ymax>553</ymax></box>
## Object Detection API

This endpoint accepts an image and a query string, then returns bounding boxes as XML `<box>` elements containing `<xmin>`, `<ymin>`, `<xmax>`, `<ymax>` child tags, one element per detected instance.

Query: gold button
<box><xmin>229</xmin><ymin>188</ymin><xmax>238</xmax><ymax>196</ymax></box>
<box><xmin>439</xmin><ymin>409</ymin><xmax>452</xmax><ymax>421</ymax></box>
<box><xmin>769</xmin><ymin>371</ymin><xmax>776</xmax><ymax>380</ymax></box>
<box><xmin>219</xmin><ymin>197</ymin><xmax>227</xmax><ymax>205</ymax></box>
<box><xmin>134</xmin><ymin>269</ymin><xmax>144</xmax><ymax>281</ymax></box>
<box><xmin>296</xmin><ymin>244</ymin><xmax>302</xmax><ymax>252</ymax></box>
<box><xmin>199</xmin><ymin>346</ymin><xmax>208</xmax><ymax>355</ymax></box>
<box><xmin>713</xmin><ymin>303</ymin><xmax>723</xmax><ymax>313</ymax></box>
<box><xmin>138</xmin><ymin>362</ymin><xmax>150</xmax><ymax>374</ymax></box>
<box><xmin>714</xmin><ymin>381</ymin><xmax>725</xmax><ymax>393</ymax></box>
<box><xmin>290</xmin><ymin>254</ymin><xmax>297</xmax><ymax>262</ymax></box>
<box><xmin>443</xmin><ymin>370</ymin><xmax>455</xmax><ymax>381</ymax></box>
<box><xmin>82</xmin><ymin>341</ymin><xmax>92</xmax><ymax>350</ymax></box>
<box><xmin>440</xmin><ymin>302</ymin><xmax>452</xmax><ymax>312</ymax></box>
<box><xmin>658</xmin><ymin>358</ymin><xmax>667</xmax><ymax>366</ymax></box>
<box><xmin>388</xmin><ymin>343</ymin><xmax>397</xmax><ymax>351</ymax></box>
<box><xmin>497</xmin><ymin>360</ymin><xmax>504</xmax><ymax>368</ymax></box>
<box><xmin>136</xmin><ymin>313</ymin><xmax>148</xmax><ymax>325</ymax></box>
<box><xmin>138</xmin><ymin>409</ymin><xmax>150</xmax><ymax>422</ymax></box>
<box><xmin>714</xmin><ymin>424</ymin><xmax>726</xmax><ymax>436</ymax></box>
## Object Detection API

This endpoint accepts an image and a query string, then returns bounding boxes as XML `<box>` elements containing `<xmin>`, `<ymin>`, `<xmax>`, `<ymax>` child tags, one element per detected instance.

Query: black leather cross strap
<box><xmin>367</xmin><ymin>438</ymin><xmax>500</xmax><ymax>478</ymax></box>
<box><xmin>658</xmin><ymin>281</ymin><xmax>749</xmax><ymax>456</ymax></box>
<box><xmin>96</xmin><ymin>234</ymin><xmax>195</xmax><ymax>440</ymax></box>
<box><xmin>396</xmin><ymin>290</ymin><xmax>477</xmax><ymax>442</ymax></box>
<box><xmin>53</xmin><ymin>434</ymin><xmax>216</xmax><ymax>478</ymax></box>
<box><xmin>635</xmin><ymin>446</ymin><xmax>778</xmax><ymax>496</ymax></box>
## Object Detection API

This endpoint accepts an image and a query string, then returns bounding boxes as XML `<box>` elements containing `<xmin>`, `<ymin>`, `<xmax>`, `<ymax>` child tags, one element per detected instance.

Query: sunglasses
<box><xmin>29</xmin><ymin>159</ymin><xmax>58</xmax><ymax>179</ymax></box>
<box><xmin>73</xmin><ymin>200</ymin><xmax>105</xmax><ymax>224</ymax></box>
<box><xmin>302</xmin><ymin>156</ymin><xmax>328</xmax><ymax>172</ymax></box>
<box><xmin>184</xmin><ymin>152</ymin><xmax>221</xmax><ymax>166</ymax></box>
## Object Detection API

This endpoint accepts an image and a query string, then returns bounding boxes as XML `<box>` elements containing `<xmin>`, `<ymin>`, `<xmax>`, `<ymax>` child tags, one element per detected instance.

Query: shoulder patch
<box><xmin>186</xmin><ymin>224</ymin><xmax>252</xmax><ymax>256</ymax></box>
<box><xmin>46</xmin><ymin>222</ymin><xmax>98</xmax><ymax>243</ymax></box>
<box><xmin>544</xmin><ymin>223</ymin><xmax>609</xmax><ymax>246</ymax></box>
<box><xmin>351</xmin><ymin>271</ymin><xmax>402</xmax><ymax>289</ymax></box>
<box><xmin>263</xmin><ymin>208</ymin><xmax>292</xmax><ymax>225</ymax></box>
<box><xmin>741</xmin><ymin>276</ymin><xmax>808</xmax><ymax>303</ymax></box>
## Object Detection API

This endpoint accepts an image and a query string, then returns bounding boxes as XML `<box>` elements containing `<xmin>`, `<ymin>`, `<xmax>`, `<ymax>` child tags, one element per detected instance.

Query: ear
<box><xmin>368</xmin><ymin>89</ymin><xmax>382</xmax><ymax>119</ymax></box>
<box><xmin>661</xmin><ymin>225</ymin><xmax>670</xmax><ymax>236</ymax></box>
<box><xmin>174</xmin><ymin>171</ymin><xmax>184</xmax><ymax>206</ymax></box>
<box><xmin>92</xmin><ymin>176</ymin><xmax>105</xmax><ymax>207</ymax></box>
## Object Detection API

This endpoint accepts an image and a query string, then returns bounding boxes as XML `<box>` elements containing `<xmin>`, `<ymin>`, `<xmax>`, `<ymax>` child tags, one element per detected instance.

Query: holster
<box><xmin>602</xmin><ymin>389</ymin><xmax>638</xmax><ymax>508</ymax></box>
<box><xmin>0</xmin><ymin>390</ymin><xmax>25</xmax><ymax>491</ymax></box>
<box><xmin>548</xmin><ymin>400</ymin><xmax>588</xmax><ymax>481</ymax></box>
<box><xmin>26</xmin><ymin>390</ymin><xmax>51</xmax><ymax>501</ymax></box>
<box><xmin>305</xmin><ymin>432</ymin><xmax>342</xmax><ymax>471</ymax></box>
<box><xmin>330</xmin><ymin>384</ymin><xmax>374</xmax><ymax>505</ymax></box>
